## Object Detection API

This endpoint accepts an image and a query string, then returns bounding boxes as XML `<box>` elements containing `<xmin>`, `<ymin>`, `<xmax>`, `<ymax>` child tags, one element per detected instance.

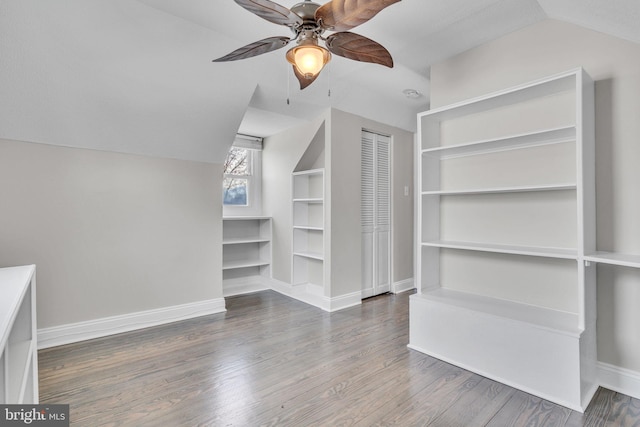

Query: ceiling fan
<box><xmin>213</xmin><ymin>0</ymin><xmax>401</xmax><ymax>89</ymax></box>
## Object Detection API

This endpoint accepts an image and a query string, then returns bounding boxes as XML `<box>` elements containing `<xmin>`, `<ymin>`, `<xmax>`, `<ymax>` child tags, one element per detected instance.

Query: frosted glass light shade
<box><xmin>286</xmin><ymin>44</ymin><xmax>331</xmax><ymax>79</ymax></box>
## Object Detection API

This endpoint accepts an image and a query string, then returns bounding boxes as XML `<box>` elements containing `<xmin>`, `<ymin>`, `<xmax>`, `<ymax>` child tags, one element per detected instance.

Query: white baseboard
<box><xmin>223</xmin><ymin>275</ymin><xmax>269</xmax><ymax>297</ymax></box>
<box><xmin>598</xmin><ymin>361</ymin><xmax>640</xmax><ymax>400</ymax></box>
<box><xmin>38</xmin><ymin>298</ymin><xmax>226</xmax><ymax>349</ymax></box>
<box><xmin>327</xmin><ymin>291</ymin><xmax>362</xmax><ymax>312</ymax></box>
<box><xmin>392</xmin><ymin>278</ymin><xmax>415</xmax><ymax>294</ymax></box>
<box><xmin>268</xmin><ymin>278</ymin><xmax>361</xmax><ymax>312</ymax></box>
<box><xmin>39</xmin><ymin>278</ymin><xmax>364</xmax><ymax>349</ymax></box>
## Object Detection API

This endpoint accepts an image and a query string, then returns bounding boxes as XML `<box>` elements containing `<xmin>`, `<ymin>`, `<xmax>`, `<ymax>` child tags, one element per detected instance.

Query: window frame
<box><xmin>223</xmin><ymin>147</ymin><xmax>253</xmax><ymax>207</ymax></box>
<box><xmin>222</xmin><ymin>135</ymin><xmax>263</xmax><ymax>216</ymax></box>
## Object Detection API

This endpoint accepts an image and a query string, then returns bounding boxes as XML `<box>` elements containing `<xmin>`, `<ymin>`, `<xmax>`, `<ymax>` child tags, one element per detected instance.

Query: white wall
<box><xmin>430</xmin><ymin>19</ymin><xmax>640</xmax><ymax>373</ymax></box>
<box><xmin>0</xmin><ymin>139</ymin><xmax>223</xmax><ymax>330</ymax></box>
<box><xmin>329</xmin><ymin>109</ymin><xmax>414</xmax><ymax>298</ymax></box>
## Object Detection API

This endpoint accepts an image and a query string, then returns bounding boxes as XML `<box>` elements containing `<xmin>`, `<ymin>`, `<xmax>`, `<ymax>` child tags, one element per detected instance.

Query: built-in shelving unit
<box><xmin>411</xmin><ymin>68</ymin><xmax>597</xmax><ymax>412</ymax></box>
<box><xmin>222</xmin><ymin>217</ymin><xmax>272</xmax><ymax>296</ymax></box>
<box><xmin>292</xmin><ymin>169</ymin><xmax>325</xmax><ymax>291</ymax></box>
<box><xmin>1</xmin><ymin>265</ymin><xmax>38</xmax><ymax>404</ymax></box>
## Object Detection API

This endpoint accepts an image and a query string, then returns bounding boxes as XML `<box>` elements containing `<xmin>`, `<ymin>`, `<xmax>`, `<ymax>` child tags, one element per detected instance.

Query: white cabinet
<box><xmin>222</xmin><ymin>217</ymin><xmax>272</xmax><ymax>296</ymax></box>
<box><xmin>411</xmin><ymin>68</ymin><xmax>597</xmax><ymax>411</ymax></box>
<box><xmin>292</xmin><ymin>169</ymin><xmax>325</xmax><ymax>291</ymax></box>
<box><xmin>1</xmin><ymin>265</ymin><xmax>38</xmax><ymax>404</ymax></box>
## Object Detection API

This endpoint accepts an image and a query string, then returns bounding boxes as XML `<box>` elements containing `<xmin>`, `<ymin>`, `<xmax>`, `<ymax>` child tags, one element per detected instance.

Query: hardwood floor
<box><xmin>39</xmin><ymin>290</ymin><xmax>640</xmax><ymax>426</ymax></box>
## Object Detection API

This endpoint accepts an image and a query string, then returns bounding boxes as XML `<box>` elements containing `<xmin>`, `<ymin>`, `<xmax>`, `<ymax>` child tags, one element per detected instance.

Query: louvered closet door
<box><xmin>361</xmin><ymin>131</ymin><xmax>391</xmax><ymax>299</ymax></box>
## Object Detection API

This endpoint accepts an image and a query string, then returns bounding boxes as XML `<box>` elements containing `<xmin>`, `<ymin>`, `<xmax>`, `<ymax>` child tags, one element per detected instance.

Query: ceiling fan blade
<box><xmin>234</xmin><ymin>0</ymin><xmax>303</xmax><ymax>27</ymax></box>
<box><xmin>325</xmin><ymin>32</ymin><xmax>393</xmax><ymax>67</ymax></box>
<box><xmin>292</xmin><ymin>66</ymin><xmax>319</xmax><ymax>90</ymax></box>
<box><xmin>213</xmin><ymin>36</ymin><xmax>291</xmax><ymax>62</ymax></box>
<box><xmin>316</xmin><ymin>0</ymin><xmax>400</xmax><ymax>31</ymax></box>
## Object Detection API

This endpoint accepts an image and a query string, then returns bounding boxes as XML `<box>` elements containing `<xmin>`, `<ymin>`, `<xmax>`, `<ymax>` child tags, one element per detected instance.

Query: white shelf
<box><xmin>413</xmin><ymin>289</ymin><xmax>581</xmax><ymax>336</ymax></box>
<box><xmin>418</xmin><ymin>69</ymin><xmax>577</xmax><ymax>123</ymax></box>
<box><xmin>222</xmin><ymin>237</ymin><xmax>270</xmax><ymax>245</ymax></box>
<box><xmin>422</xmin><ymin>183</ymin><xmax>576</xmax><ymax>196</ymax></box>
<box><xmin>222</xmin><ymin>259</ymin><xmax>270</xmax><ymax>270</ymax></box>
<box><xmin>422</xmin><ymin>126</ymin><xmax>576</xmax><ymax>159</ymax></box>
<box><xmin>222</xmin><ymin>216</ymin><xmax>271</xmax><ymax>220</ymax></box>
<box><xmin>585</xmin><ymin>252</ymin><xmax>640</xmax><ymax>269</ymax></box>
<box><xmin>292</xmin><ymin>169</ymin><xmax>325</xmax><ymax>200</ymax></box>
<box><xmin>292</xmin><ymin>168</ymin><xmax>324</xmax><ymax>177</ymax></box>
<box><xmin>293</xmin><ymin>225</ymin><xmax>324</xmax><ymax>231</ymax></box>
<box><xmin>293</xmin><ymin>198</ymin><xmax>324</xmax><ymax>203</ymax></box>
<box><xmin>422</xmin><ymin>240</ymin><xmax>578</xmax><ymax>259</ymax></box>
<box><xmin>293</xmin><ymin>251</ymin><xmax>324</xmax><ymax>261</ymax></box>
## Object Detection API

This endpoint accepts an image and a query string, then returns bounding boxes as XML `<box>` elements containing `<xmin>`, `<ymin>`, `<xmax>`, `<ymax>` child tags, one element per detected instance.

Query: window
<box><xmin>223</xmin><ymin>147</ymin><xmax>252</xmax><ymax>206</ymax></box>
<box><xmin>222</xmin><ymin>135</ymin><xmax>263</xmax><ymax>215</ymax></box>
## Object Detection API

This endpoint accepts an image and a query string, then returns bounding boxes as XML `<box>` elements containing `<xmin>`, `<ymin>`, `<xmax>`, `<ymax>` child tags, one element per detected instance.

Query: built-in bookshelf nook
<box><xmin>222</xmin><ymin>217</ymin><xmax>272</xmax><ymax>296</ymax></box>
<box><xmin>291</xmin><ymin>169</ymin><xmax>325</xmax><ymax>291</ymax></box>
<box><xmin>410</xmin><ymin>68</ymin><xmax>597</xmax><ymax>411</ymax></box>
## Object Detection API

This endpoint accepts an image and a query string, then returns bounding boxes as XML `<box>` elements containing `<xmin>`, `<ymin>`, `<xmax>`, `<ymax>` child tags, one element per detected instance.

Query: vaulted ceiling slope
<box><xmin>0</xmin><ymin>0</ymin><xmax>257</xmax><ymax>163</ymax></box>
<box><xmin>1</xmin><ymin>1</ymin><xmax>639</xmax><ymax>163</ymax></box>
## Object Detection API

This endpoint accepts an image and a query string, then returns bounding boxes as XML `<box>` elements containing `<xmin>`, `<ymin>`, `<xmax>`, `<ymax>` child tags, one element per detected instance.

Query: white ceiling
<box><xmin>1</xmin><ymin>0</ymin><xmax>640</xmax><ymax>162</ymax></box>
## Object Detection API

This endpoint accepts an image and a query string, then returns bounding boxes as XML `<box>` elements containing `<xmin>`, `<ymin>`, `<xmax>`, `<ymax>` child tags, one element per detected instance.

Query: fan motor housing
<box><xmin>291</xmin><ymin>1</ymin><xmax>321</xmax><ymax>23</ymax></box>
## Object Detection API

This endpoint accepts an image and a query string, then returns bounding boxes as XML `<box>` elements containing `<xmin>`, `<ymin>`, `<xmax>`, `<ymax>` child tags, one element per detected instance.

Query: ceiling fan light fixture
<box><xmin>215</xmin><ymin>0</ymin><xmax>401</xmax><ymax>90</ymax></box>
<box><xmin>286</xmin><ymin>41</ymin><xmax>331</xmax><ymax>79</ymax></box>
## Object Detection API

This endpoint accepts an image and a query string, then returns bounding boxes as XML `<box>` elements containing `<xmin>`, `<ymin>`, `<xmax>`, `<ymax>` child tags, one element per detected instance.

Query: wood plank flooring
<box><xmin>38</xmin><ymin>291</ymin><xmax>640</xmax><ymax>426</ymax></box>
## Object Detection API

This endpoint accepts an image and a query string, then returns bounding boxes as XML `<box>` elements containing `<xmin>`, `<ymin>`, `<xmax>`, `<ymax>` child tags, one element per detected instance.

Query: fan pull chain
<box><xmin>327</xmin><ymin>64</ymin><xmax>331</xmax><ymax>98</ymax></box>
<box><xmin>286</xmin><ymin>64</ymin><xmax>291</xmax><ymax>105</ymax></box>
